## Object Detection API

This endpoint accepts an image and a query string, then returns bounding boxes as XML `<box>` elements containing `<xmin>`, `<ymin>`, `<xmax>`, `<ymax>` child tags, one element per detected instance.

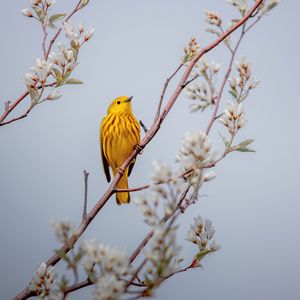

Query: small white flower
<box><xmin>204</xmin><ymin>10</ymin><xmax>222</xmax><ymax>26</ymax></box>
<box><xmin>248</xmin><ymin>77</ymin><xmax>260</xmax><ymax>89</ymax></box>
<box><xmin>203</xmin><ymin>171</ymin><xmax>216</xmax><ymax>182</ymax></box>
<box><xmin>84</xmin><ymin>26</ymin><xmax>95</xmax><ymax>41</ymax></box>
<box><xmin>46</xmin><ymin>90</ymin><xmax>62</xmax><ymax>100</ymax></box>
<box><xmin>22</xmin><ymin>8</ymin><xmax>33</xmax><ymax>17</ymax></box>
<box><xmin>210</xmin><ymin>240</ymin><xmax>221</xmax><ymax>251</ymax></box>
<box><xmin>94</xmin><ymin>273</ymin><xmax>124</xmax><ymax>300</ymax></box>
<box><xmin>29</xmin><ymin>263</ymin><xmax>56</xmax><ymax>297</ymax></box>
<box><xmin>63</xmin><ymin>20</ymin><xmax>80</xmax><ymax>40</ymax></box>
<box><xmin>151</xmin><ymin>161</ymin><xmax>172</xmax><ymax>184</ymax></box>
<box><xmin>236</xmin><ymin>57</ymin><xmax>251</xmax><ymax>80</ymax></box>
<box><xmin>219</xmin><ymin>102</ymin><xmax>245</xmax><ymax>134</ymax></box>
<box><xmin>204</xmin><ymin>218</ymin><xmax>215</xmax><ymax>239</ymax></box>
<box><xmin>135</xmin><ymin>195</ymin><xmax>159</xmax><ymax>226</ymax></box>
<box><xmin>45</xmin><ymin>0</ymin><xmax>56</xmax><ymax>7</ymax></box>
<box><xmin>176</xmin><ymin>131</ymin><xmax>212</xmax><ymax>171</ymax></box>
<box><xmin>50</xmin><ymin>220</ymin><xmax>72</xmax><ymax>243</ymax></box>
<box><xmin>25</xmin><ymin>73</ymin><xmax>38</xmax><ymax>87</ymax></box>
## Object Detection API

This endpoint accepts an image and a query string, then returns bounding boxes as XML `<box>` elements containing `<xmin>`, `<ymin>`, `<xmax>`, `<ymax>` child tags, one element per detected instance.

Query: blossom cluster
<box><xmin>143</xmin><ymin>224</ymin><xmax>181</xmax><ymax>288</ymax></box>
<box><xmin>204</xmin><ymin>10</ymin><xmax>222</xmax><ymax>26</ymax></box>
<box><xmin>81</xmin><ymin>241</ymin><xmax>130</xmax><ymax>300</ymax></box>
<box><xmin>219</xmin><ymin>102</ymin><xmax>245</xmax><ymax>135</ymax></box>
<box><xmin>22</xmin><ymin>0</ymin><xmax>94</xmax><ymax>107</ymax></box>
<box><xmin>182</xmin><ymin>36</ymin><xmax>200</xmax><ymax>64</ymax></box>
<box><xmin>28</xmin><ymin>263</ymin><xmax>56</xmax><ymax>298</ymax></box>
<box><xmin>186</xmin><ymin>58</ymin><xmax>221</xmax><ymax>112</ymax></box>
<box><xmin>176</xmin><ymin>131</ymin><xmax>212</xmax><ymax>173</ymax></box>
<box><xmin>50</xmin><ymin>220</ymin><xmax>73</xmax><ymax>244</ymax></box>
<box><xmin>186</xmin><ymin>215</ymin><xmax>221</xmax><ymax>256</ymax></box>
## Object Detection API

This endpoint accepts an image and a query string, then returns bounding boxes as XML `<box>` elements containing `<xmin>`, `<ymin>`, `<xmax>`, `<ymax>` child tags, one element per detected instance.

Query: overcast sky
<box><xmin>1</xmin><ymin>1</ymin><xmax>299</xmax><ymax>300</ymax></box>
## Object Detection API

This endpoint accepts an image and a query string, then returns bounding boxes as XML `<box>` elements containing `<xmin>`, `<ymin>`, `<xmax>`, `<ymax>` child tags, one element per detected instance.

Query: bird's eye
<box><xmin>117</xmin><ymin>101</ymin><xmax>121</xmax><ymax>105</ymax></box>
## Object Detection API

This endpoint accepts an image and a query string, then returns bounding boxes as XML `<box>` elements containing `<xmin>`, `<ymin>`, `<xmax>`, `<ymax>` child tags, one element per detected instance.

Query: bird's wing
<box><xmin>100</xmin><ymin>130</ymin><xmax>111</xmax><ymax>182</ymax></box>
<box><xmin>128</xmin><ymin>158</ymin><xmax>136</xmax><ymax>177</ymax></box>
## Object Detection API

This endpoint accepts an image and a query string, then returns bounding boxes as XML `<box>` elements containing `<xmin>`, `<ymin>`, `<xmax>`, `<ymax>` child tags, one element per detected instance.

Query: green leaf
<box><xmin>32</xmin><ymin>5</ymin><xmax>45</xmax><ymax>23</ymax></box>
<box><xmin>79</xmin><ymin>0</ymin><xmax>90</xmax><ymax>9</ymax></box>
<box><xmin>49</xmin><ymin>13</ymin><xmax>66</xmax><ymax>23</ymax></box>
<box><xmin>229</xmin><ymin>89</ymin><xmax>238</xmax><ymax>99</ymax></box>
<box><xmin>238</xmin><ymin>139</ymin><xmax>254</xmax><ymax>148</ymax></box>
<box><xmin>235</xmin><ymin>139</ymin><xmax>255</xmax><ymax>152</ymax></box>
<box><xmin>53</xmin><ymin>68</ymin><xmax>62</xmax><ymax>82</ymax></box>
<box><xmin>64</xmin><ymin>78</ymin><xmax>84</xmax><ymax>84</ymax></box>
<box><xmin>236</xmin><ymin>147</ymin><xmax>256</xmax><ymax>153</ymax></box>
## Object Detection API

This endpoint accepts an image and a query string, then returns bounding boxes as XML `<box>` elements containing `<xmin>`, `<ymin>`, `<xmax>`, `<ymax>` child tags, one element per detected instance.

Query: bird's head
<box><xmin>107</xmin><ymin>96</ymin><xmax>133</xmax><ymax>114</ymax></box>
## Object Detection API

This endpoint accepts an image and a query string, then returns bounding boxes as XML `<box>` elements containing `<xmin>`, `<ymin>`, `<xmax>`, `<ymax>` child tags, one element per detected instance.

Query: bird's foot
<box><xmin>134</xmin><ymin>144</ymin><xmax>143</xmax><ymax>154</ymax></box>
<box><xmin>116</xmin><ymin>167</ymin><xmax>125</xmax><ymax>175</ymax></box>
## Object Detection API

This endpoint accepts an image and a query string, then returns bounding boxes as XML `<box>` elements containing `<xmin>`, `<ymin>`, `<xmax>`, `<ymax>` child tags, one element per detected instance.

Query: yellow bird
<box><xmin>100</xmin><ymin>96</ymin><xmax>140</xmax><ymax>204</ymax></box>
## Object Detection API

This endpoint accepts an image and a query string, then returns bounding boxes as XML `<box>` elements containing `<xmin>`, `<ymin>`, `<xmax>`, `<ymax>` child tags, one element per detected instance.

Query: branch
<box><xmin>0</xmin><ymin>82</ymin><xmax>56</xmax><ymax>126</ymax></box>
<box><xmin>205</xmin><ymin>23</ymin><xmax>246</xmax><ymax>135</ymax></box>
<box><xmin>13</xmin><ymin>2</ymin><xmax>263</xmax><ymax>298</ymax></box>
<box><xmin>82</xmin><ymin>170</ymin><xmax>89</xmax><ymax>221</ymax></box>
<box><xmin>154</xmin><ymin>63</ymin><xmax>184</xmax><ymax>122</ymax></box>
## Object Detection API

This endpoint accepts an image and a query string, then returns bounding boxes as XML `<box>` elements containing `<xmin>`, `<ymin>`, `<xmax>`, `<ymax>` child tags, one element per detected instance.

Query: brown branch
<box><xmin>13</xmin><ymin>2</ymin><xmax>263</xmax><ymax>299</ymax></box>
<box><xmin>0</xmin><ymin>82</ymin><xmax>56</xmax><ymax>126</ymax></box>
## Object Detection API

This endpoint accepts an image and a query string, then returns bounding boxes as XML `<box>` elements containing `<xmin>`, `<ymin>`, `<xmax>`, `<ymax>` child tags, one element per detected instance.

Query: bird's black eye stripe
<box><xmin>117</xmin><ymin>101</ymin><xmax>121</xmax><ymax>105</ymax></box>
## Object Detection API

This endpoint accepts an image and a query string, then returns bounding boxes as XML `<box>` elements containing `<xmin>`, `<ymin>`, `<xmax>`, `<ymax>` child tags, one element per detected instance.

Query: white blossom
<box><xmin>94</xmin><ymin>273</ymin><xmax>124</xmax><ymax>300</ymax></box>
<box><xmin>63</xmin><ymin>20</ymin><xmax>80</xmax><ymax>40</ymax></box>
<box><xmin>204</xmin><ymin>10</ymin><xmax>222</xmax><ymax>26</ymax></box>
<box><xmin>135</xmin><ymin>194</ymin><xmax>159</xmax><ymax>226</ymax></box>
<box><xmin>25</xmin><ymin>58</ymin><xmax>53</xmax><ymax>88</ymax></box>
<box><xmin>203</xmin><ymin>171</ymin><xmax>216</xmax><ymax>182</ymax></box>
<box><xmin>151</xmin><ymin>161</ymin><xmax>172</xmax><ymax>184</ymax></box>
<box><xmin>45</xmin><ymin>0</ymin><xmax>56</xmax><ymax>7</ymax></box>
<box><xmin>210</xmin><ymin>240</ymin><xmax>221</xmax><ymax>251</ymax></box>
<box><xmin>219</xmin><ymin>102</ymin><xmax>245</xmax><ymax>134</ymax></box>
<box><xmin>248</xmin><ymin>77</ymin><xmax>260</xmax><ymax>90</ymax></box>
<box><xmin>46</xmin><ymin>90</ymin><xmax>62</xmax><ymax>100</ymax></box>
<box><xmin>227</xmin><ymin>0</ymin><xmax>247</xmax><ymax>14</ymax></box>
<box><xmin>236</xmin><ymin>57</ymin><xmax>251</xmax><ymax>80</ymax></box>
<box><xmin>186</xmin><ymin>215</ymin><xmax>220</xmax><ymax>253</ymax></box>
<box><xmin>22</xmin><ymin>8</ymin><xmax>33</xmax><ymax>17</ymax></box>
<box><xmin>82</xmin><ymin>241</ymin><xmax>130</xmax><ymax>277</ymax></box>
<box><xmin>29</xmin><ymin>263</ymin><xmax>56</xmax><ymax>297</ymax></box>
<box><xmin>50</xmin><ymin>220</ymin><xmax>72</xmax><ymax>243</ymax></box>
<box><xmin>145</xmin><ymin>224</ymin><xmax>181</xmax><ymax>278</ymax></box>
<box><xmin>84</xmin><ymin>26</ymin><xmax>95</xmax><ymax>41</ymax></box>
<box><xmin>176</xmin><ymin>131</ymin><xmax>212</xmax><ymax>171</ymax></box>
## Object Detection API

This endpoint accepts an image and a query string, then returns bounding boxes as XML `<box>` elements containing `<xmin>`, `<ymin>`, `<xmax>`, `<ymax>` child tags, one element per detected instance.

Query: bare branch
<box><xmin>82</xmin><ymin>170</ymin><xmax>89</xmax><ymax>221</ymax></box>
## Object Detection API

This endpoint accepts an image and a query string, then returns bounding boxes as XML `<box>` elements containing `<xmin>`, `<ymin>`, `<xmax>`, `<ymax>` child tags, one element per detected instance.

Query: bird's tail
<box><xmin>115</xmin><ymin>169</ymin><xmax>130</xmax><ymax>205</ymax></box>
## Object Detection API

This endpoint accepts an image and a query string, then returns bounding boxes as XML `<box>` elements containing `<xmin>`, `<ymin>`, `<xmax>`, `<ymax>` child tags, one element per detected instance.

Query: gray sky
<box><xmin>1</xmin><ymin>1</ymin><xmax>299</xmax><ymax>299</ymax></box>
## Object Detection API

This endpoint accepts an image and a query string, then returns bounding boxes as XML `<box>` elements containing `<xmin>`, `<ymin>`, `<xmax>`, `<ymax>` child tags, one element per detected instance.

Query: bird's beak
<box><xmin>126</xmin><ymin>96</ymin><xmax>133</xmax><ymax>102</ymax></box>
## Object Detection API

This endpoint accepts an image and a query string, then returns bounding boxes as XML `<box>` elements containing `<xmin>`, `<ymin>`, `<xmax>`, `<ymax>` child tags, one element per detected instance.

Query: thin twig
<box><xmin>139</xmin><ymin>120</ymin><xmax>148</xmax><ymax>133</ymax></box>
<box><xmin>0</xmin><ymin>82</ymin><xmax>56</xmax><ymax>126</ymax></box>
<box><xmin>154</xmin><ymin>63</ymin><xmax>184</xmax><ymax>122</ymax></box>
<box><xmin>82</xmin><ymin>170</ymin><xmax>89</xmax><ymax>221</ymax></box>
<box><xmin>205</xmin><ymin>23</ymin><xmax>246</xmax><ymax>135</ymax></box>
